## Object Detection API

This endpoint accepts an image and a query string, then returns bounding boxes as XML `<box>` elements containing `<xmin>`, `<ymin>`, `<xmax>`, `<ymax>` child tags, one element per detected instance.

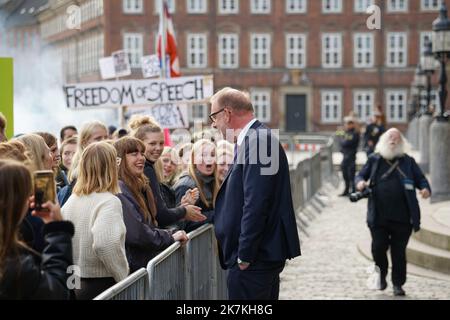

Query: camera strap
<box><xmin>380</xmin><ymin>160</ymin><xmax>400</xmax><ymax>181</ymax></box>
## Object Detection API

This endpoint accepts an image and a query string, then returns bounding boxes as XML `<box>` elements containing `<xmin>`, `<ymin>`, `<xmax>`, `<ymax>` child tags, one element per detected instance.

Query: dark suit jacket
<box><xmin>214</xmin><ymin>120</ymin><xmax>301</xmax><ymax>269</ymax></box>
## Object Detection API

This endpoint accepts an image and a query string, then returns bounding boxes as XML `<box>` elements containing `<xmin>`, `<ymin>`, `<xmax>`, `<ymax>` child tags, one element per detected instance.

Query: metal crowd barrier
<box><xmin>95</xmin><ymin>135</ymin><xmax>334</xmax><ymax>301</ymax></box>
<box><xmin>95</xmin><ymin>224</ymin><xmax>227</xmax><ymax>300</ymax></box>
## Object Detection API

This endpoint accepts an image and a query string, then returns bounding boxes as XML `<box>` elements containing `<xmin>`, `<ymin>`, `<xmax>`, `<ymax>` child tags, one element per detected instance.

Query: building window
<box><xmin>187</xmin><ymin>0</ymin><xmax>207</xmax><ymax>13</ymax></box>
<box><xmin>322</xmin><ymin>0</ymin><xmax>342</xmax><ymax>13</ymax></box>
<box><xmin>386</xmin><ymin>89</ymin><xmax>408</xmax><ymax>123</ymax></box>
<box><xmin>218</xmin><ymin>0</ymin><xmax>239</xmax><ymax>14</ymax></box>
<box><xmin>251</xmin><ymin>34</ymin><xmax>272</xmax><ymax>69</ymax></box>
<box><xmin>386</xmin><ymin>32</ymin><xmax>407</xmax><ymax>67</ymax></box>
<box><xmin>354</xmin><ymin>33</ymin><xmax>374</xmax><ymax>68</ymax></box>
<box><xmin>123</xmin><ymin>0</ymin><xmax>143</xmax><ymax>14</ymax></box>
<box><xmin>190</xmin><ymin>104</ymin><xmax>208</xmax><ymax>123</ymax></box>
<box><xmin>387</xmin><ymin>0</ymin><xmax>408</xmax><ymax>13</ymax></box>
<box><xmin>354</xmin><ymin>0</ymin><xmax>374</xmax><ymax>12</ymax></box>
<box><xmin>353</xmin><ymin>90</ymin><xmax>375</xmax><ymax>122</ymax></box>
<box><xmin>421</xmin><ymin>0</ymin><xmax>440</xmax><ymax>11</ymax></box>
<box><xmin>123</xmin><ymin>33</ymin><xmax>143</xmax><ymax>68</ymax></box>
<box><xmin>286</xmin><ymin>33</ymin><xmax>307</xmax><ymax>69</ymax></box>
<box><xmin>251</xmin><ymin>0</ymin><xmax>271</xmax><ymax>14</ymax></box>
<box><xmin>286</xmin><ymin>0</ymin><xmax>307</xmax><ymax>13</ymax></box>
<box><xmin>251</xmin><ymin>90</ymin><xmax>272</xmax><ymax>123</ymax></box>
<box><xmin>187</xmin><ymin>33</ymin><xmax>207</xmax><ymax>68</ymax></box>
<box><xmin>321</xmin><ymin>90</ymin><xmax>342</xmax><ymax>124</ymax></box>
<box><xmin>219</xmin><ymin>34</ymin><xmax>239</xmax><ymax>69</ymax></box>
<box><xmin>156</xmin><ymin>0</ymin><xmax>175</xmax><ymax>13</ymax></box>
<box><xmin>322</xmin><ymin>33</ymin><xmax>342</xmax><ymax>68</ymax></box>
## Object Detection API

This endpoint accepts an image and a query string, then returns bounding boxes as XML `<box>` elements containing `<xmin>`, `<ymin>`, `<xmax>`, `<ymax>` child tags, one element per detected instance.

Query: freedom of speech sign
<box><xmin>63</xmin><ymin>75</ymin><xmax>214</xmax><ymax>109</ymax></box>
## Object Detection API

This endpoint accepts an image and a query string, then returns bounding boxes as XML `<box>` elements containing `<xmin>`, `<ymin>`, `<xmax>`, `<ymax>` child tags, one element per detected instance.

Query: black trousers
<box><xmin>227</xmin><ymin>261</ymin><xmax>285</xmax><ymax>300</ymax></box>
<box><xmin>74</xmin><ymin>277</ymin><xmax>116</xmax><ymax>300</ymax></box>
<box><xmin>341</xmin><ymin>155</ymin><xmax>356</xmax><ymax>193</ymax></box>
<box><xmin>370</xmin><ymin>222</ymin><xmax>412</xmax><ymax>286</ymax></box>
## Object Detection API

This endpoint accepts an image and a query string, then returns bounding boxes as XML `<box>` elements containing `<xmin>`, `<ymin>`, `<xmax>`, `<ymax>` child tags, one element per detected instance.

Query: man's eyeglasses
<box><xmin>209</xmin><ymin>108</ymin><xmax>226</xmax><ymax>123</ymax></box>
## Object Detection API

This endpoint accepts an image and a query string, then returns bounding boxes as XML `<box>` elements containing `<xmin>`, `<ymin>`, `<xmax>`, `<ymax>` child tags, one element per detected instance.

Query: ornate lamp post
<box><xmin>414</xmin><ymin>64</ymin><xmax>427</xmax><ymax>115</ymax></box>
<box><xmin>430</xmin><ymin>1</ymin><xmax>450</xmax><ymax>203</ymax></box>
<box><xmin>432</xmin><ymin>2</ymin><xmax>450</xmax><ymax>120</ymax></box>
<box><xmin>421</xmin><ymin>39</ymin><xmax>437</xmax><ymax>115</ymax></box>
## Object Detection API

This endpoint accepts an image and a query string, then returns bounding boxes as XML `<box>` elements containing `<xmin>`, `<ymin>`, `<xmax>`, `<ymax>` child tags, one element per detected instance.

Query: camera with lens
<box><xmin>349</xmin><ymin>187</ymin><xmax>372</xmax><ymax>203</ymax></box>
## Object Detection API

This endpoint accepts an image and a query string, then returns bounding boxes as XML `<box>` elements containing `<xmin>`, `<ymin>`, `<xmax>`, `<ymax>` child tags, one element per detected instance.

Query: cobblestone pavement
<box><xmin>280</xmin><ymin>184</ymin><xmax>450</xmax><ymax>300</ymax></box>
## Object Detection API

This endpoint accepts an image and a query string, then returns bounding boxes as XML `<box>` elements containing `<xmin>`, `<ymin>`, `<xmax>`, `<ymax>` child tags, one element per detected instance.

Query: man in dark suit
<box><xmin>210</xmin><ymin>87</ymin><xmax>301</xmax><ymax>300</ymax></box>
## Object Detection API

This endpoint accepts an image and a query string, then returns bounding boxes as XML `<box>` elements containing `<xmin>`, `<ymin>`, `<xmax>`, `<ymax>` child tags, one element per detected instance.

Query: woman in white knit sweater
<box><xmin>62</xmin><ymin>141</ymin><xmax>129</xmax><ymax>300</ymax></box>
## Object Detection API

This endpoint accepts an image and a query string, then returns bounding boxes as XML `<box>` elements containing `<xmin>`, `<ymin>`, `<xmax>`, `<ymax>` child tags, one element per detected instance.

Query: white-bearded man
<box><xmin>355</xmin><ymin>128</ymin><xmax>431</xmax><ymax>296</ymax></box>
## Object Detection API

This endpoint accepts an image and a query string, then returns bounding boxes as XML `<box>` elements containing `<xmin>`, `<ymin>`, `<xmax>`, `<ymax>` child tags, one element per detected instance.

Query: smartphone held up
<box><xmin>33</xmin><ymin>170</ymin><xmax>56</xmax><ymax>212</ymax></box>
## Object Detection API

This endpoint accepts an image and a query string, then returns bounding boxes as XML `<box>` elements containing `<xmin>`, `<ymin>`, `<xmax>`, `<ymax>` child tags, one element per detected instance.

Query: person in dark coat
<box><xmin>173</xmin><ymin>139</ymin><xmax>220</xmax><ymax>232</ymax></box>
<box><xmin>211</xmin><ymin>88</ymin><xmax>301</xmax><ymax>300</ymax></box>
<box><xmin>130</xmin><ymin>117</ymin><xmax>205</xmax><ymax>229</ymax></box>
<box><xmin>114</xmin><ymin>137</ymin><xmax>189</xmax><ymax>272</ymax></box>
<box><xmin>0</xmin><ymin>159</ymin><xmax>74</xmax><ymax>300</ymax></box>
<box><xmin>364</xmin><ymin>112</ymin><xmax>385</xmax><ymax>156</ymax></box>
<box><xmin>355</xmin><ymin>128</ymin><xmax>431</xmax><ymax>296</ymax></box>
<box><xmin>339</xmin><ymin>116</ymin><xmax>360</xmax><ymax>196</ymax></box>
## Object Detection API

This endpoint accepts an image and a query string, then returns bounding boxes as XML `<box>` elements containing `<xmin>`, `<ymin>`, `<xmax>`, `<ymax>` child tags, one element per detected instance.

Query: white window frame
<box><xmin>250</xmin><ymin>33</ymin><xmax>272</xmax><ymax>69</ymax></box>
<box><xmin>353</xmin><ymin>90</ymin><xmax>375</xmax><ymax>122</ymax></box>
<box><xmin>286</xmin><ymin>0</ymin><xmax>307</xmax><ymax>13</ymax></box>
<box><xmin>386</xmin><ymin>32</ymin><xmax>407</xmax><ymax>68</ymax></box>
<box><xmin>251</xmin><ymin>0</ymin><xmax>271</xmax><ymax>14</ymax></box>
<box><xmin>322</xmin><ymin>33</ymin><xmax>342</xmax><ymax>68</ymax></box>
<box><xmin>421</xmin><ymin>0</ymin><xmax>440</xmax><ymax>11</ymax></box>
<box><xmin>218</xmin><ymin>33</ymin><xmax>239</xmax><ymax>69</ymax></box>
<box><xmin>354</xmin><ymin>32</ymin><xmax>374</xmax><ymax>68</ymax></box>
<box><xmin>387</xmin><ymin>0</ymin><xmax>408</xmax><ymax>13</ymax></box>
<box><xmin>186</xmin><ymin>0</ymin><xmax>207</xmax><ymax>13</ymax></box>
<box><xmin>251</xmin><ymin>89</ymin><xmax>272</xmax><ymax>123</ymax></box>
<box><xmin>218</xmin><ymin>0</ymin><xmax>239</xmax><ymax>14</ymax></box>
<box><xmin>286</xmin><ymin>33</ymin><xmax>307</xmax><ymax>69</ymax></box>
<box><xmin>385</xmin><ymin>89</ymin><xmax>408</xmax><ymax>123</ymax></box>
<box><xmin>123</xmin><ymin>33</ymin><xmax>143</xmax><ymax>68</ymax></box>
<box><xmin>187</xmin><ymin>33</ymin><xmax>208</xmax><ymax>69</ymax></box>
<box><xmin>123</xmin><ymin>0</ymin><xmax>144</xmax><ymax>14</ymax></box>
<box><xmin>322</xmin><ymin>0</ymin><xmax>342</xmax><ymax>13</ymax></box>
<box><xmin>321</xmin><ymin>90</ymin><xmax>342</xmax><ymax>124</ymax></box>
<box><xmin>155</xmin><ymin>0</ymin><xmax>175</xmax><ymax>14</ymax></box>
<box><xmin>354</xmin><ymin>0</ymin><xmax>374</xmax><ymax>13</ymax></box>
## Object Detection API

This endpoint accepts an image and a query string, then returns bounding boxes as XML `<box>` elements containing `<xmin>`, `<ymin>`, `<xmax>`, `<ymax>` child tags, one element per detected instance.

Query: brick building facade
<box><xmin>3</xmin><ymin>0</ymin><xmax>449</xmax><ymax>132</ymax></box>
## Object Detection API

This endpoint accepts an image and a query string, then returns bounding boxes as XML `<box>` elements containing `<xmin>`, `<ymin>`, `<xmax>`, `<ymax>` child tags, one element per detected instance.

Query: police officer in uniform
<box><xmin>339</xmin><ymin>116</ymin><xmax>360</xmax><ymax>196</ymax></box>
<box><xmin>364</xmin><ymin>112</ymin><xmax>385</xmax><ymax>156</ymax></box>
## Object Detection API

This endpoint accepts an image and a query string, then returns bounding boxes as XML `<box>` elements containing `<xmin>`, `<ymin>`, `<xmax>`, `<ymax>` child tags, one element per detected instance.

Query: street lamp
<box><xmin>414</xmin><ymin>64</ymin><xmax>427</xmax><ymax>115</ymax></box>
<box><xmin>432</xmin><ymin>1</ymin><xmax>450</xmax><ymax>121</ymax></box>
<box><xmin>421</xmin><ymin>39</ymin><xmax>437</xmax><ymax>115</ymax></box>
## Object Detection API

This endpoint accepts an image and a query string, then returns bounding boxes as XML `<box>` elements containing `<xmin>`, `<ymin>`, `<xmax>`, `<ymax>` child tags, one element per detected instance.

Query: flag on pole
<box><xmin>157</xmin><ymin>1</ymin><xmax>180</xmax><ymax>78</ymax></box>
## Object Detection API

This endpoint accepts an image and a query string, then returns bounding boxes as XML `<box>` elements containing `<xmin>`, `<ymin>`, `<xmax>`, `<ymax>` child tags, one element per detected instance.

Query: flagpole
<box><xmin>160</xmin><ymin>0</ymin><xmax>167</xmax><ymax>79</ymax></box>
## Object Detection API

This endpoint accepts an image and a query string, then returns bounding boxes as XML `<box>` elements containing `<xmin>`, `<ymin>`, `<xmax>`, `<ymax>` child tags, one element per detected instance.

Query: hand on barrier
<box><xmin>420</xmin><ymin>189</ymin><xmax>431</xmax><ymax>199</ymax></box>
<box><xmin>172</xmin><ymin>230</ymin><xmax>189</xmax><ymax>245</ymax></box>
<box><xmin>184</xmin><ymin>205</ymin><xmax>206</xmax><ymax>222</ymax></box>
<box><xmin>181</xmin><ymin>188</ymin><xmax>200</xmax><ymax>206</ymax></box>
<box><xmin>29</xmin><ymin>196</ymin><xmax>63</xmax><ymax>224</ymax></box>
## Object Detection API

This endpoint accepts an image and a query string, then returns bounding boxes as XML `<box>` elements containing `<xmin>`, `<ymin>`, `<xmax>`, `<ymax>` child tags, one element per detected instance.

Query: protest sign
<box><xmin>141</xmin><ymin>55</ymin><xmax>161</xmax><ymax>79</ymax></box>
<box><xmin>64</xmin><ymin>75</ymin><xmax>214</xmax><ymax>109</ymax></box>
<box><xmin>112</xmin><ymin>50</ymin><xmax>131</xmax><ymax>78</ymax></box>
<box><xmin>0</xmin><ymin>58</ymin><xmax>14</xmax><ymax>138</ymax></box>
<box><xmin>127</xmin><ymin>104</ymin><xmax>189</xmax><ymax>129</ymax></box>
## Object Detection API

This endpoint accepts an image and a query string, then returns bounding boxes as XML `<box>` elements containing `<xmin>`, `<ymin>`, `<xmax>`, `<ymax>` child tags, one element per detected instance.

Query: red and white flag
<box><xmin>157</xmin><ymin>1</ymin><xmax>180</xmax><ymax>78</ymax></box>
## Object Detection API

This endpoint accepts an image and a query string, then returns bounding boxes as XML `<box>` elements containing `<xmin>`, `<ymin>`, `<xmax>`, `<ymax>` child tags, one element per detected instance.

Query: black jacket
<box><xmin>143</xmin><ymin>160</ymin><xmax>186</xmax><ymax>227</ymax></box>
<box><xmin>355</xmin><ymin>154</ymin><xmax>431</xmax><ymax>232</ymax></box>
<box><xmin>173</xmin><ymin>174</ymin><xmax>215</xmax><ymax>232</ymax></box>
<box><xmin>117</xmin><ymin>181</ymin><xmax>174</xmax><ymax>273</ymax></box>
<box><xmin>340</xmin><ymin>128</ymin><xmax>360</xmax><ymax>158</ymax></box>
<box><xmin>0</xmin><ymin>221</ymin><xmax>75</xmax><ymax>300</ymax></box>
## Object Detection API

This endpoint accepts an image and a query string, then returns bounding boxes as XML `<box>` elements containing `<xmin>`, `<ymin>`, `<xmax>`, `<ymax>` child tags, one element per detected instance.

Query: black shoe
<box><xmin>339</xmin><ymin>191</ymin><xmax>349</xmax><ymax>197</ymax></box>
<box><xmin>393</xmin><ymin>285</ymin><xmax>405</xmax><ymax>296</ymax></box>
<box><xmin>379</xmin><ymin>278</ymin><xmax>387</xmax><ymax>291</ymax></box>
